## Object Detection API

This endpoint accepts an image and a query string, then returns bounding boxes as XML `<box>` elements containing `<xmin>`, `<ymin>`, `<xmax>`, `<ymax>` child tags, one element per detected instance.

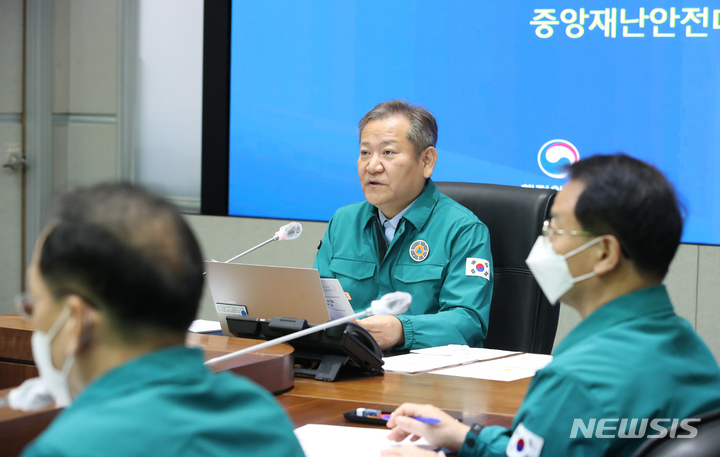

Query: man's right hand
<box><xmin>354</xmin><ymin>315</ymin><xmax>404</xmax><ymax>350</ymax></box>
<box><xmin>385</xmin><ymin>403</ymin><xmax>470</xmax><ymax>453</ymax></box>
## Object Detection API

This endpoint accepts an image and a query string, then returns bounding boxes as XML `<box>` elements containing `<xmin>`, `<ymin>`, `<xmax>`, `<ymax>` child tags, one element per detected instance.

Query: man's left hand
<box><xmin>355</xmin><ymin>315</ymin><xmax>404</xmax><ymax>350</ymax></box>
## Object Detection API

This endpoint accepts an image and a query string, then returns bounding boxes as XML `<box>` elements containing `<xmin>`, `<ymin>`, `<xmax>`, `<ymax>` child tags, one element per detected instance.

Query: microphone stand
<box><xmin>204</xmin><ymin>308</ymin><xmax>373</xmax><ymax>367</ymax></box>
<box><xmin>224</xmin><ymin>235</ymin><xmax>279</xmax><ymax>263</ymax></box>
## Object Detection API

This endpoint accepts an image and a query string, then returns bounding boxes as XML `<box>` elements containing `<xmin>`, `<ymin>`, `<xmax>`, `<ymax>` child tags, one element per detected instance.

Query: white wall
<box><xmin>0</xmin><ymin>0</ymin><xmax>24</xmax><ymax>314</ymax></box>
<box><xmin>52</xmin><ymin>0</ymin><xmax>122</xmax><ymax>192</ymax></box>
<box><xmin>136</xmin><ymin>0</ymin><xmax>203</xmax><ymax>206</ymax></box>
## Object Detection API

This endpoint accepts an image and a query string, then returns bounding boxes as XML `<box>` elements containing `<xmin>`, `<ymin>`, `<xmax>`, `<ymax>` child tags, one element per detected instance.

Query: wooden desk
<box><xmin>286</xmin><ymin>372</ymin><xmax>529</xmax><ymax>416</ymax></box>
<box><xmin>1</xmin><ymin>316</ymin><xmax>530</xmax><ymax>455</ymax></box>
<box><xmin>0</xmin><ymin>315</ymin><xmax>295</xmax><ymax>394</ymax></box>
<box><xmin>278</xmin><ymin>395</ymin><xmax>515</xmax><ymax>429</ymax></box>
<box><xmin>188</xmin><ymin>332</ymin><xmax>294</xmax><ymax>394</ymax></box>
<box><xmin>279</xmin><ymin>371</ymin><xmax>528</xmax><ymax>433</ymax></box>
<box><xmin>0</xmin><ymin>316</ymin><xmax>37</xmax><ymax>389</ymax></box>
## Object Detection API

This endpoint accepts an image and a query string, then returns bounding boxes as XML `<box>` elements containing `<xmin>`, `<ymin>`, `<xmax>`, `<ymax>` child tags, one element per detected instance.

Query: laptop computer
<box><xmin>204</xmin><ymin>262</ymin><xmax>331</xmax><ymax>337</ymax></box>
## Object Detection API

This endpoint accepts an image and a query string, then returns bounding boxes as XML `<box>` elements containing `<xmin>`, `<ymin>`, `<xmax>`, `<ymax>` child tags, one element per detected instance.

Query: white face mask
<box><xmin>525</xmin><ymin>235</ymin><xmax>602</xmax><ymax>305</ymax></box>
<box><xmin>31</xmin><ymin>306</ymin><xmax>75</xmax><ymax>407</ymax></box>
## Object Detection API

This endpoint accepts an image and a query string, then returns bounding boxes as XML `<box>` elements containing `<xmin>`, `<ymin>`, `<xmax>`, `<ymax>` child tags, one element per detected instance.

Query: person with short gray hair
<box><xmin>358</xmin><ymin>100</ymin><xmax>438</xmax><ymax>160</ymax></box>
<box><xmin>314</xmin><ymin>100</ymin><xmax>493</xmax><ymax>350</ymax></box>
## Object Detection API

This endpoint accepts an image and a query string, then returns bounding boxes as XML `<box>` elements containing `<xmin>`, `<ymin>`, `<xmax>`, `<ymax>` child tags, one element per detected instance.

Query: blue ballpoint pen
<box><xmin>381</xmin><ymin>414</ymin><xmax>441</xmax><ymax>424</ymax></box>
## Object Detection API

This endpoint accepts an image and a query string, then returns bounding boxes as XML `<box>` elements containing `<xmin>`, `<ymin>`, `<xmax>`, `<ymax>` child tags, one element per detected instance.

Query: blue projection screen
<box><xmin>227</xmin><ymin>1</ymin><xmax>720</xmax><ymax>245</ymax></box>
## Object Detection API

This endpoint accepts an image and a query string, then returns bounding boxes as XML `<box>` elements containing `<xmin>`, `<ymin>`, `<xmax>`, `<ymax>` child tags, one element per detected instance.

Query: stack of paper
<box><xmin>382</xmin><ymin>345</ymin><xmax>520</xmax><ymax>373</ymax></box>
<box><xmin>431</xmin><ymin>353</ymin><xmax>553</xmax><ymax>382</ymax></box>
<box><xmin>294</xmin><ymin>424</ymin><xmax>432</xmax><ymax>457</ymax></box>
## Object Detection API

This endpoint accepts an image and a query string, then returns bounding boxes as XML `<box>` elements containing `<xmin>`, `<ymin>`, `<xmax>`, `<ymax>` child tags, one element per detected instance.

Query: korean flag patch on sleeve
<box><xmin>506</xmin><ymin>423</ymin><xmax>544</xmax><ymax>457</ymax></box>
<box><xmin>466</xmin><ymin>258</ymin><xmax>490</xmax><ymax>280</ymax></box>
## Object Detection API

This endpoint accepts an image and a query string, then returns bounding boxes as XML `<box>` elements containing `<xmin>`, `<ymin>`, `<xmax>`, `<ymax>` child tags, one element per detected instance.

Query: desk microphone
<box><xmin>204</xmin><ymin>291</ymin><xmax>412</xmax><ymax>367</ymax></box>
<box><xmin>224</xmin><ymin>222</ymin><xmax>303</xmax><ymax>263</ymax></box>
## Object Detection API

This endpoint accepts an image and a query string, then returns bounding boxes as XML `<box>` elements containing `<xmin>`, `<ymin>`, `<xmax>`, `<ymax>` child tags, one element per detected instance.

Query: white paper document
<box><xmin>383</xmin><ymin>345</ymin><xmax>521</xmax><ymax>373</ymax></box>
<box><xmin>320</xmin><ymin>278</ymin><xmax>355</xmax><ymax>320</ymax></box>
<box><xmin>383</xmin><ymin>353</ymin><xmax>481</xmax><ymax>373</ymax></box>
<box><xmin>411</xmin><ymin>345</ymin><xmax>520</xmax><ymax>359</ymax></box>
<box><xmin>430</xmin><ymin>353</ymin><xmax>553</xmax><ymax>382</ymax></box>
<box><xmin>431</xmin><ymin>363</ymin><xmax>538</xmax><ymax>382</ymax></box>
<box><xmin>188</xmin><ymin>319</ymin><xmax>222</xmax><ymax>333</ymax></box>
<box><xmin>488</xmin><ymin>353</ymin><xmax>553</xmax><ymax>370</ymax></box>
<box><xmin>294</xmin><ymin>424</ymin><xmax>433</xmax><ymax>457</ymax></box>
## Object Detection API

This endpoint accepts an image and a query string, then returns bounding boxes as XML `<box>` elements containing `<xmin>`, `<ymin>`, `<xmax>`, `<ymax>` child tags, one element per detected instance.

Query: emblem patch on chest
<box><xmin>409</xmin><ymin>240</ymin><xmax>430</xmax><ymax>262</ymax></box>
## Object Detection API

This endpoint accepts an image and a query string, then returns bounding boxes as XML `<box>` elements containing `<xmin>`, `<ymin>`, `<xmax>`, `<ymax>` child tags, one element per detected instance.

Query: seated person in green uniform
<box><xmin>314</xmin><ymin>100</ymin><xmax>493</xmax><ymax>351</ymax></box>
<box><xmin>382</xmin><ymin>154</ymin><xmax>720</xmax><ymax>457</ymax></box>
<box><xmin>19</xmin><ymin>184</ymin><xmax>304</xmax><ymax>457</ymax></box>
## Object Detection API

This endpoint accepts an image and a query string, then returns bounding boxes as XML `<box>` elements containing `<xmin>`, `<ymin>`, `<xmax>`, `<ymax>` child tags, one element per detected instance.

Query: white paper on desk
<box><xmin>320</xmin><ymin>278</ymin><xmax>355</xmax><ymax>320</ymax></box>
<box><xmin>383</xmin><ymin>353</ymin><xmax>482</xmax><ymax>373</ymax></box>
<box><xmin>383</xmin><ymin>346</ymin><xmax>522</xmax><ymax>373</ymax></box>
<box><xmin>483</xmin><ymin>353</ymin><xmax>553</xmax><ymax>370</ymax></box>
<box><xmin>411</xmin><ymin>345</ymin><xmax>520</xmax><ymax>360</ymax></box>
<box><xmin>188</xmin><ymin>319</ymin><xmax>222</xmax><ymax>333</ymax></box>
<box><xmin>431</xmin><ymin>363</ymin><xmax>538</xmax><ymax>382</ymax></box>
<box><xmin>294</xmin><ymin>424</ymin><xmax>433</xmax><ymax>457</ymax></box>
<box><xmin>430</xmin><ymin>353</ymin><xmax>553</xmax><ymax>382</ymax></box>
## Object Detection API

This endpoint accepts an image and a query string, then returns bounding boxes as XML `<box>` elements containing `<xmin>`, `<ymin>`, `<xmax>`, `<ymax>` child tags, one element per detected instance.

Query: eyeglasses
<box><xmin>541</xmin><ymin>219</ymin><xmax>595</xmax><ymax>238</ymax></box>
<box><xmin>14</xmin><ymin>290</ymin><xmax>97</xmax><ymax>320</ymax></box>
<box><xmin>14</xmin><ymin>293</ymin><xmax>35</xmax><ymax>319</ymax></box>
<box><xmin>542</xmin><ymin>219</ymin><xmax>632</xmax><ymax>259</ymax></box>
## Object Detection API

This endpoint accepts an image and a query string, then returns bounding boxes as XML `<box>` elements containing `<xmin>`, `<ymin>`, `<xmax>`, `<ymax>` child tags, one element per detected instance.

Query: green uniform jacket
<box><xmin>314</xmin><ymin>179</ymin><xmax>493</xmax><ymax>350</ymax></box>
<box><xmin>460</xmin><ymin>285</ymin><xmax>720</xmax><ymax>457</ymax></box>
<box><xmin>21</xmin><ymin>346</ymin><xmax>304</xmax><ymax>457</ymax></box>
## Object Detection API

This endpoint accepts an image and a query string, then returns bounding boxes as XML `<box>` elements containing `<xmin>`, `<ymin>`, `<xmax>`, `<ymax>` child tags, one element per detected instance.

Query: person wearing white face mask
<box><xmin>13</xmin><ymin>183</ymin><xmax>305</xmax><ymax>457</ymax></box>
<box><xmin>525</xmin><ymin>231</ymin><xmax>603</xmax><ymax>305</ymax></box>
<box><xmin>382</xmin><ymin>153</ymin><xmax>720</xmax><ymax>457</ymax></box>
<box><xmin>7</xmin><ymin>304</ymin><xmax>73</xmax><ymax>411</ymax></box>
<box><xmin>29</xmin><ymin>306</ymin><xmax>74</xmax><ymax>407</ymax></box>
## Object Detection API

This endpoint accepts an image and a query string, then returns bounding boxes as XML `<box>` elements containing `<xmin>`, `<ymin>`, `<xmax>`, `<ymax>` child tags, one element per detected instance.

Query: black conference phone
<box><xmin>226</xmin><ymin>316</ymin><xmax>384</xmax><ymax>382</ymax></box>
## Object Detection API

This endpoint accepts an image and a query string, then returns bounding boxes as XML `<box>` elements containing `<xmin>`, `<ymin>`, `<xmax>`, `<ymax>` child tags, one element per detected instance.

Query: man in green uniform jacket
<box><xmin>383</xmin><ymin>154</ymin><xmax>720</xmax><ymax>456</ymax></box>
<box><xmin>314</xmin><ymin>100</ymin><xmax>493</xmax><ymax>351</ymax></box>
<box><xmin>19</xmin><ymin>184</ymin><xmax>304</xmax><ymax>457</ymax></box>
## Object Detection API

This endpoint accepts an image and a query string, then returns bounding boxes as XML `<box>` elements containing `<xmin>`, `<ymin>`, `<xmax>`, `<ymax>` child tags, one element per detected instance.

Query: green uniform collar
<box><xmin>71</xmin><ymin>346</ymin><xmax>205</xmax><ymax>407</ymax></box>
<box><xmin>553</xmin><ymin>285</ymin><xmax>674</xmax><ymax>357</ymax></box>
<box><xmin>361</xmin><ymin>178</ymin><xmax>440</xmax><ymax>232</ymax></box>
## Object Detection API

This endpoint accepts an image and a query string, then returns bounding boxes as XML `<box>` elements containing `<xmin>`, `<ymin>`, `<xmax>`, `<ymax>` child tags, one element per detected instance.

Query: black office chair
<box><xmin>435</xmin><ymin>182</ymin><xmax>558</xmax><ymax>354</ymax></box>
<box><xmin>630</xmin><ymin>408</ymin><xmax>720</xmax><ymax>457</ymax></box>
